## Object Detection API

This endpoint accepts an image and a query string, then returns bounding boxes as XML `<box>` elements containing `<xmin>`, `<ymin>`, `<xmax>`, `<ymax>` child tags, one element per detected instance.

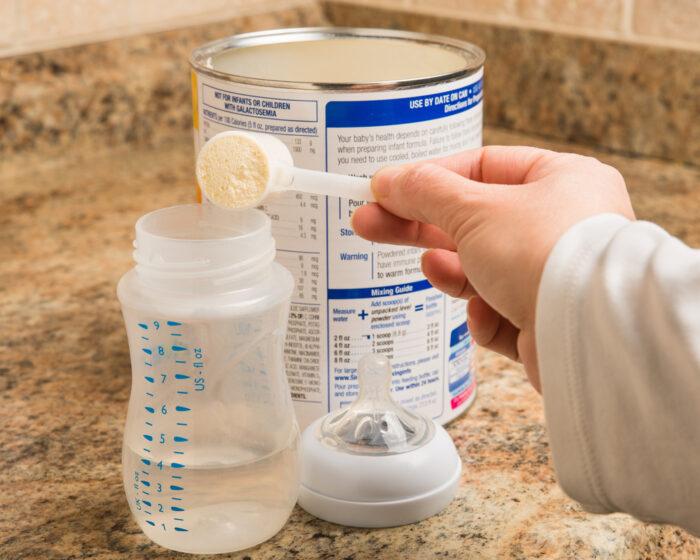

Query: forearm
<box><xmin>536</xmin><ymin>214</ymin><xmax>700</xmax><ymax>536</ymax></box>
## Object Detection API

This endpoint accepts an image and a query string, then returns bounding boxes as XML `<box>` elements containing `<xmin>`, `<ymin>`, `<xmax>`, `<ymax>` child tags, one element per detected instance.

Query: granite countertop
<box><xmin>1</xmin><ymin>127</ymin><xmax>699</xmax><ymax>560</ymax></box>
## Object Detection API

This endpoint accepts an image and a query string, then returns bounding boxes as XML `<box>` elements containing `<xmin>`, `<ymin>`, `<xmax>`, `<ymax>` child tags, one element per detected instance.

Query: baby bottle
<box><xmin>117</xmin><ymin>204</ymin><xmax>299</xmax><ymax>554</ymax></box>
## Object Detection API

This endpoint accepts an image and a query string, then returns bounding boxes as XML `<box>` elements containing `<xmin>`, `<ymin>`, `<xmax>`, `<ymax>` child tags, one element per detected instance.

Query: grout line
<box><xmin>620</xmin><ymin>0</ymin><xmax>635</xmax><ymax>37</ymax></box>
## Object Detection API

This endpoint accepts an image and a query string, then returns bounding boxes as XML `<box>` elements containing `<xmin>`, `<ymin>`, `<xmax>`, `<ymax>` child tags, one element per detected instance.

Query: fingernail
<box><xmin>371</xmin><ymin>165</ymin><xmax>404</xmax><ymax>199</ymax></box>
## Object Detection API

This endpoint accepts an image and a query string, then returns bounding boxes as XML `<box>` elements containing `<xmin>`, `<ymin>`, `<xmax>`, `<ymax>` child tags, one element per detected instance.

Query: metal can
<box><xmin>190</xmin><ymin>27</ymin><xmax>485</xmax><ymax>430</ymax></box>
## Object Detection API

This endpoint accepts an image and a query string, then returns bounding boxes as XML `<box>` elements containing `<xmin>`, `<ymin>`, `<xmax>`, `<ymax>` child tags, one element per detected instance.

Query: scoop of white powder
<box><xmin>196</xmin><ymin>133</ymin><xmax>271</xmax><ymax>209</ymax></box>
<box><xmin>195</xmin><ymin>130</ymin><xmax>374</xmax><ymax>208</ymax></box>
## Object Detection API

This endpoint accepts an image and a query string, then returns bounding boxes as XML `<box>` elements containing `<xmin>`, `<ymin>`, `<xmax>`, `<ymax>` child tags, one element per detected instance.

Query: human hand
<box><xmin>351</xmin><ymin>146</ymin><xmax>635</xmax><ymax>392</ymax></box>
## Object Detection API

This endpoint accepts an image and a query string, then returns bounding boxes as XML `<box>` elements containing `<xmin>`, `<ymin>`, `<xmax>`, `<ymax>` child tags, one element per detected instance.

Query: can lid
<box><xmin>298</xmin><ymin>354</ymin><xmax>462</xmax><ymax>528</ymax></box>
<box><xmin>190</xmin><ymin>27</ymin><xmax>485</xmax><ymax>91</ymax></box>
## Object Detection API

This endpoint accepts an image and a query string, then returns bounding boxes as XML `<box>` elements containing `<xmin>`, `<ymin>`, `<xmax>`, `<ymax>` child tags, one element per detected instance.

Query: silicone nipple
<box><xmin>298</xmin><ymin>353</ymin><xmax>462</xmax><ymax>527</ymax></box>
<box><xmin>318</xmin><ymin>354</ymin><xmax>435</xmax><ymax>455</ymax></box>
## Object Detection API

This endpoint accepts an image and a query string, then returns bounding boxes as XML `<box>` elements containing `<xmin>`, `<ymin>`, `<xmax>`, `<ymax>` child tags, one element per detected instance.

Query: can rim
<box><xmin>189</xmin><ymin>27</ymin><xmax>485</xmax><ymax>91</ymax></box>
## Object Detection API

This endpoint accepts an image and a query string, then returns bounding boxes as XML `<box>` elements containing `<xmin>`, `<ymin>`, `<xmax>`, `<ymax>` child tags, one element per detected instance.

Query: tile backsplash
<box><xmin>1</xmin><ymin>0</ymin><xmax>698</xmax><ymax>168</ymax></box>
<box><xmin>1</xmin><ymin>0</ymin><xmax>699</xmax><ymax>59</ymax></box>
<box><xmin>0</xmin><ymin>0</ymin><xmax>309</xmax><ymax>57</ymax></box>
<box><xmin>343</xmin><ymin>0</ymin><xmax>700</xmax><ymax>51</ymax></box>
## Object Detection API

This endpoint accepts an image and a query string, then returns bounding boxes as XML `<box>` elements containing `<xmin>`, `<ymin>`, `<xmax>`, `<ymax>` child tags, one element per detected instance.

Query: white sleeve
<box><xmin>536</xmin><ymin>214</ymin><xmax>700</xmax><ymax>536</ymax></box>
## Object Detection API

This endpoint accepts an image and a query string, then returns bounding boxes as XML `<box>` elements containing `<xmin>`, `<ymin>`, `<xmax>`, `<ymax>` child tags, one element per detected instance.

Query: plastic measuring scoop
<box><xmin>196</xmin><ymin>130</ymin><xmax>375</xmax><ymax>209</ymax></box>
<box><xmin>298</xmin><ymin>353</ymin><xmax>462</xmax><ymax>528</ymax></box>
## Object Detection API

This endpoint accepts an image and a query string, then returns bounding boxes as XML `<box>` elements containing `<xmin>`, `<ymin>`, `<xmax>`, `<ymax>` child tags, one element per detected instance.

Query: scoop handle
<box><xmin>285</xmin><ymin>165</ymin><xmax>375</xmax><ymax>202</ymax></box>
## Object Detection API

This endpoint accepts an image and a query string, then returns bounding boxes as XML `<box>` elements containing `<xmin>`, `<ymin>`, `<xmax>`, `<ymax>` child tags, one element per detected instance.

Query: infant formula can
<box><xmin>190</xmin><ymin>28</ymin><xmax>484</xmax><ymax>430</ymax></box>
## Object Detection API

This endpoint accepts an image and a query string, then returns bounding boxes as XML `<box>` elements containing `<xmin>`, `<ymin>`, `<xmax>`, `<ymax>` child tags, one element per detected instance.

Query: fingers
<box><xmin>426</xmin><ymin>145</ymin><xmax>557</xmax><ymax>185</ymax></box>
<box><xmin>370</xmin><ymin>163</ymin><xmax>482</xmax><ymax>240</ymax></box>
<box><xmin>467</xmin><ymin>296</ymin><xmax>520</xmax><ymax>362</ymax></box>
<box><xmin>366</xmin><ymin>146</ymin><xmax>559</xmax><ymax>244</ymax></box>
<box><xmin>351</xmin><ymin>203</ymin><xmax>456</xmax><ymax>250</ymax></box>
<box><xmin>421</xmin><ymin>249</ymin><xmax>475</xmax><ymax>299</ymax></box>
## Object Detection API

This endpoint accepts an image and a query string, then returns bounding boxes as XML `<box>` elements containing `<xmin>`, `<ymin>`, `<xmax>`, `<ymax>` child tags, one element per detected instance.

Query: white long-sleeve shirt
<box><xmin>536</xmin><ymin>214</ymin><xmax>700</xmax><ymax>537</ymax></box>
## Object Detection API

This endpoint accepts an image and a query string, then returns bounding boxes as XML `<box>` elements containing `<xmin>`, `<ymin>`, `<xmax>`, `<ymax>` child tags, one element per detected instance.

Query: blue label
<box><xmin>448</xmin><ymin>322</ymin><xmax>471</xmax><ymax>394</ymax></box>
<box><xmin>328</xmin><ymin>279</ymin><xmax>433</xmax><ymax>300</ymax></box>
<box><xmin>326</xmin><ymin>78</ymin><xmax>483</xmax><ymax>128</ymax></box>
<box><xmin>450</xmin><ymin>322</ymin><xmax>469</xmax><ymax>347</ymax></box>
<box><xmin>449</xmin><ymin>372</ymin><xmax>471</xmax><ymax>395</ymax></box>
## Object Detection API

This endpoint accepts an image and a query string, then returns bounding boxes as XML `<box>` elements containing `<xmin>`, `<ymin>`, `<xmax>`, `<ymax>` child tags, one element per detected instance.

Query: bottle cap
<box><xmin>298</xmin><ymin>354</ymin><xmax>462</xmax><ymax>528</ymax></box>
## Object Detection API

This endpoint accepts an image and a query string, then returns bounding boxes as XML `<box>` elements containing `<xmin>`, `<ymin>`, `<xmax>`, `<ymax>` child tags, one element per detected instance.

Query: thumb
<box><xmin>371</xmin><ymin>163</ymin><xmax>485</xmax><ymax>240</ymax></box>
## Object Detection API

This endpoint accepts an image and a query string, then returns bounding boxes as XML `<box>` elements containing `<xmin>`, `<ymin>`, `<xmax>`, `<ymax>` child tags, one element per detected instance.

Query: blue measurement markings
<box><xmin>137</xmin><ymin>320</ymin><xmax>193</xmax><ymax>533</ymax></box>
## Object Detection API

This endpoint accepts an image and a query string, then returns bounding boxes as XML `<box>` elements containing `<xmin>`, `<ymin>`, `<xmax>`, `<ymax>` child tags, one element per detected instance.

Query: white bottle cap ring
<box><xmin>298</xmin><ymin>354</ymin><xmax>462</xmax><ymax>527</ymax></box>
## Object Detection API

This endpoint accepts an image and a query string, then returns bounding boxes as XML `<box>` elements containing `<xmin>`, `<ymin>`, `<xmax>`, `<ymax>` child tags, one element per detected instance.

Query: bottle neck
<box><xmin>134</xmin><ymin>246</ymin><xmax>275</xmax><ymax>294</ymax></box>
<box><xmin>131</xmin><ymin>204</ymin><xmax>276</xmax><ymax>295</ymax></box>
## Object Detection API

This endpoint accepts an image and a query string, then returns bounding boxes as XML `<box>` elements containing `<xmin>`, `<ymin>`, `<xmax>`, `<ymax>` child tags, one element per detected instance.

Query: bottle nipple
<box><xmin>318</xmin><ymin>354</ymin><xmax>435</xmax><ymax>455</ymax></box>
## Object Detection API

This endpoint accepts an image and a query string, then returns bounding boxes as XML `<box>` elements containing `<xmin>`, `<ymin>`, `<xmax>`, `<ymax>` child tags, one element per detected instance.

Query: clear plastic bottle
<box><xmin>117</xmin><ymin>204</ymin><xmax>299</xmax><ymax>554</ymax></box>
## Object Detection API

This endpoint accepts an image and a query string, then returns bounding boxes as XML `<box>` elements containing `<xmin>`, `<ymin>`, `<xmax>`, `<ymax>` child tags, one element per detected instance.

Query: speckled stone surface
<box><xmin>2</xmin><ymin>1</ymin><xmax>699</xmax><ymax>169</ymax></box>
<box><xmin>1</xmin><ymin>126</ymin><xmax>698</xmax><ymax>559</ymax></box>
<box><xmin>322</xmin><ymin>2</ymin><xmax>700</xmax><ymax>167</ymax></box>
<box><xmin>0</xmin><ymin>2</ymin><xmax>326</xmax><ymax>167</ymax></box>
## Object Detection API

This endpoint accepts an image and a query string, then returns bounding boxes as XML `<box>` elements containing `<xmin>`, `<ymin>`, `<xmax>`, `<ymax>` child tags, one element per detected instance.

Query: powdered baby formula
<box><xmin>196</xmin><ymin>133</ymin><xmax>269</xmax><ymax>208</ymax></box>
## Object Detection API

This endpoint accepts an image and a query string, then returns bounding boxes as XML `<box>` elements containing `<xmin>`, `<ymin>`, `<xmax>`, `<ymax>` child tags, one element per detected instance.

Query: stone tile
<box><xmin>1</xmin><ymin>0</ymin><xmax>699</xmax><ymax>167</ymax></box>
<box><xmin>0</xmin><ymin>3</ymin><xmax>327</xmax><ymax>165</ymax></box>
<box><xmin>633</xmin><ymin>0</ymin><xmax>700</xmax><ymax>44</ymax></box>
<box><xmin>517</xmin><ymin>0</ymin><xmax>624</xmax><ymax>31</ymax></box>
<box><xmin>412</xmin><ymin>0</ymin><xmax>515</xmax><ymax>18</ymax></box>
<box><xmin>18</xmin><ymin>0</ymin><xmax>129</xmax><ymax>45</ymax></box>
<box><xmin>0</xmin><ymin>0</ymin><xmax>18</xmax><ymax>47</ymax></box>
<box><xmin>324</xmin><ymin>2</ymin><xmax>700</xmax><ymax>165</ymax></box>
<box><xmin>128</xmin><ymin>0</ymin><xmax>245</xmax><ymax>29</ymax></box>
